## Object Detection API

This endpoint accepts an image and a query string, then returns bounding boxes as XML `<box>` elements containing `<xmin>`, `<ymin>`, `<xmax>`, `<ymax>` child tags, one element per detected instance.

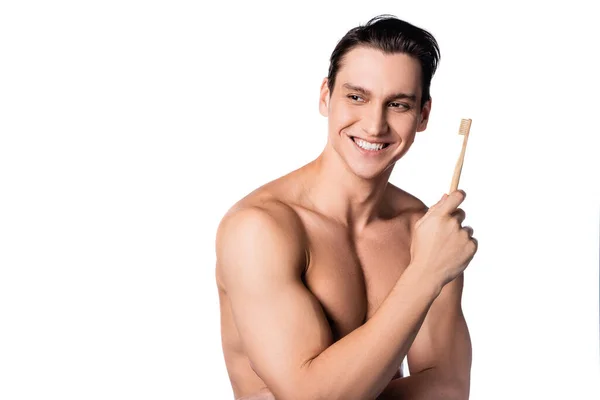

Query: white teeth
<box><xmin>354</xmin><ymin>138</ymin><xmax>385</xmax><ymax>151</ymax></box>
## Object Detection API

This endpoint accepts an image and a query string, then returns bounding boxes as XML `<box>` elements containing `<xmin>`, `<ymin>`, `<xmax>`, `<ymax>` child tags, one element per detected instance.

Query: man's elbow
<box><xmin>270</xmin><ymin>381</ymin><xmax>338</xmax><ymax>400</ymax></box>
<box><xmin>265</xmin><ymin>368</ymin><xmax>344</xmax><ymax>400</ymax></box>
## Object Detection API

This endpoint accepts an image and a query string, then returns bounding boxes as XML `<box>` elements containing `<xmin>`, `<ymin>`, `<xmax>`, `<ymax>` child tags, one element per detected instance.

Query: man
<box><xmin>215</xmin><ymin>14</ymin><xmax>478</xmax><ymax>400</ymax></box>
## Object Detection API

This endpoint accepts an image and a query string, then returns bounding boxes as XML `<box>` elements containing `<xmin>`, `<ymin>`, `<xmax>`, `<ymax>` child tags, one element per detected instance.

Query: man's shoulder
<box><xmin>220</xmin><ymin>196</ymin><xmax>305</xmax><ymax>240</ymax></box>
<box><xmin>216</xmin><ymin>193</ymin><xmax>309</xmax><ymax>282</ymax></box>
<box><xmin>219</xmin><ymin>169</ymin><xmax>307</xmax><ymax>236</ymax></box>
<box><xmin>386</xmin><ymin>183</ymin><xmax>429</xmax><ymax>218</ymax></box>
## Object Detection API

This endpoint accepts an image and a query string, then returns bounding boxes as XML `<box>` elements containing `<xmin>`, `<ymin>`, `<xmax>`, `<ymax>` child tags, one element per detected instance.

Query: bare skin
<box><xmin>219</xmin><ymin>169</ymin><xmax>427</xmax><ymax>398</ymax></box>
<box><xmin>216</xmin><ymin>46</ymin><xmax>477</xmax><ymax>400</ymax></box>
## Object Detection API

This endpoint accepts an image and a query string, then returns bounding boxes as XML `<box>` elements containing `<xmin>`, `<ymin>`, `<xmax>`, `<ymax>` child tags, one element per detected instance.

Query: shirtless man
<box><xmin>215</xmin><ymin>15</ymin><xmax>478</xmax><ymax>400</ymax></box>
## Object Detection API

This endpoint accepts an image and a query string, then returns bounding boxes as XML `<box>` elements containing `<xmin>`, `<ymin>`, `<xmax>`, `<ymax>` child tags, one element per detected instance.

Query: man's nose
<box><xmin>361</xmin><ymin>104</ymin><xmax>388</xmax><ymax>137</ymax></box>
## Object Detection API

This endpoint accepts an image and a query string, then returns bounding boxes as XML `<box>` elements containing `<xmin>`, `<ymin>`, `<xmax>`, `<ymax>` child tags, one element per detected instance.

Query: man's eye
<box><xmin>389</xmin><ymin>102</ymin><xmax>409</xmax><ymax>110</ymax></box>
<box><xmin>348</xmin><ymin>95</ymin><xmax>363</xmax><ymax>102</ymax></box>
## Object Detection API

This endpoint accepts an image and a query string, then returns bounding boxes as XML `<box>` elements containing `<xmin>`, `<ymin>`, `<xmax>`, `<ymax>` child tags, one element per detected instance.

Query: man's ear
<box><xmin>417</xmin><ymin>97</ymin><xmax>432</xmax><ymax>132</ymax></box>
<box><xmin>319</xmin><ymin>78</ymin><xmax>330</xmax><ymax>117</ymax></box>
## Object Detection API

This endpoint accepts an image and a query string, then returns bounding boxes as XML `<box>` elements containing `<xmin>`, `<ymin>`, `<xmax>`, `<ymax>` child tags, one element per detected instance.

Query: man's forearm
<box><xmin>241</xmin><ymin>369</ymin><xmax>464</xmax><ymax>400</ymax></box>
<box><xmin>296</xmin><ymin>265</ymin><xmax>442</xmax><ymax>400</ymax></box>
<box><xmin>377</xmin><ymin>367</ymin><xmax>466</xmax><ymax>400</ymax></box>
<box><xmin>237</xmin><ymin>388</ymin><xmax>276</xmax><ymax>400</ymax></box>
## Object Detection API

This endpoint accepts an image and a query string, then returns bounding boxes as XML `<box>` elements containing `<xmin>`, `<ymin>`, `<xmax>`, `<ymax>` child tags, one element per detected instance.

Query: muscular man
<box><xmin>215</xmin><ymin>15</ymin><xmax>478</xmax><ymax>400</ymax></box>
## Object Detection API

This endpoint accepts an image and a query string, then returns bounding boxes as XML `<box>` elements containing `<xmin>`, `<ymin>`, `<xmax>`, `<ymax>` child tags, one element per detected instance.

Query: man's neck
<box><xmin>301</xmin><ymin>144</ymin><xmax>394</xmax><ymax>233</ymax></box>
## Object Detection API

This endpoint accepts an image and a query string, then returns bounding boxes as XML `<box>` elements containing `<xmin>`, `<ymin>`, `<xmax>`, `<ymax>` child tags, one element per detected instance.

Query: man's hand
<box><xmin>409</xmin><ymin>190</ymin><xmax>478</xmax><ymax>290</ymax></box>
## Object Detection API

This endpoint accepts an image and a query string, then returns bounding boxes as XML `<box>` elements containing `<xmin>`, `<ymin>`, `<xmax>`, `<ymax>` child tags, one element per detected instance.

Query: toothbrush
<box><xmin>449</xmin><ymin>118</ymin><xmax>472</xmax><ymax>192</ymax></box>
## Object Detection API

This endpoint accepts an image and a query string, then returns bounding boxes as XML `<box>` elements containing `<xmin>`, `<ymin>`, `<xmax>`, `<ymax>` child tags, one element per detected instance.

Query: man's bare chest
<box><xmin>300</xmin><ymin>214</ymin><xmax>414</xmax><ymax>341</ymax></box>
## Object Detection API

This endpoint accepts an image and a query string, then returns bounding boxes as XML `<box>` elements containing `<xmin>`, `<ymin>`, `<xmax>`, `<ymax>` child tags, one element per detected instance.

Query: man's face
<box><xmin>319</xmin><ymin>46</ymin><xmax>431</xmax><ymax>180</ymax></box>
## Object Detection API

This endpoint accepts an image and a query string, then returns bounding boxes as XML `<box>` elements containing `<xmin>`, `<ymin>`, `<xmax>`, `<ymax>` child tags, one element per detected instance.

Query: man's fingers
<box><xmin>425</xmin><ymin>190</ymin><xmax>466</xmax><ymax>219</ymax></box>
<box><xmin>438</xmin><ymin>189</ymin><xmax>466</xmax><ymax>215</ymax></box>
<box><xmin>451</xmin><ymin>208</ymin><xmax>466</xmax><ymax>224</ymax></box>
<box><xmin>463</xmin><ymin>225</ymin><xmax>474</xmax><ymax>237</ymax></box>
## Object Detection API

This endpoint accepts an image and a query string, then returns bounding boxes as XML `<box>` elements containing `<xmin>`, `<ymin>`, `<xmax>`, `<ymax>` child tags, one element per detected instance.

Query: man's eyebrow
<box><xmin>342</xmin><ymin>83</ymin><xmax>417</xmax><ymax>102</ymax></box>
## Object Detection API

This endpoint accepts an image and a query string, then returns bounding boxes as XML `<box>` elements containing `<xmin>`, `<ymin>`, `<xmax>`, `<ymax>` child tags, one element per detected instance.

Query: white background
<box><xmin>1</xmin><ymin>1</ymin><xmax>599</xmax><ymax>399</ymax></box>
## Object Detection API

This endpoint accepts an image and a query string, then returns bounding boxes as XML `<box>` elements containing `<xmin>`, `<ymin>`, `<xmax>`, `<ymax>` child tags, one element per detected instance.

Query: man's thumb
<box><xmin>436</xmin><ymin>193</ymin><xmax>448</xmax><ymax>205</ymax></box>
<box><xmin>424</xmin><ymin>193</ymin><xmax>448</xmax><ymax>216</ymax></box>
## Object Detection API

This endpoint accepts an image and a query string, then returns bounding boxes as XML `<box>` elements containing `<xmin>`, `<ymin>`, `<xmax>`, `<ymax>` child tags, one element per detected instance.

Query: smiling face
<box><xmin>319</xmin><ymin>46</ymin><xmax>432</xmax><ymax>180</ymax></box>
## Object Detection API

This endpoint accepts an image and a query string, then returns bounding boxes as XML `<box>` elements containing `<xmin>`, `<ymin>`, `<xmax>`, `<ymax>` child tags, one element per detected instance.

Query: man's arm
<box><xmin>216</xmin><ymin>203</ymin><xmax>442</xmax><ymax>400</ymax></box>
<box><xmin>236</xmin><ymin>388</ymin><xmax>276</xmax><ymax>400</ymax></box>
<box><xmin>377</xmin><ymin>273</ymin><xmax>472</xmax><ymax>399</ymax></box>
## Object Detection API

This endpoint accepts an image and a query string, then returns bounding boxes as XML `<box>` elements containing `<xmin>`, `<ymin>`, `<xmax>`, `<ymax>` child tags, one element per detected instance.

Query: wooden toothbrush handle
<box><xmin>450</xmin><ymin>133</ymin><xmax>469</xmax><ymax>192</ymax></box>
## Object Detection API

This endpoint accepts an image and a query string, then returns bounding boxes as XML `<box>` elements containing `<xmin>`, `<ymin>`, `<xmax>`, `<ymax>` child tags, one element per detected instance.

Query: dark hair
<box><xmin>327</xmin><ymin>14</ymin><xmax>440</xmax><ymax>108</ymax></box>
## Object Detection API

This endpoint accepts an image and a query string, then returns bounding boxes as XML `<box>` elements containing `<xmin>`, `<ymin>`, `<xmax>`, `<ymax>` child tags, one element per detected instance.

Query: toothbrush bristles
<box><xmin>458</xmin><ymin>118</ymin><xmax>472</xmax><ymax>135</ymax></box>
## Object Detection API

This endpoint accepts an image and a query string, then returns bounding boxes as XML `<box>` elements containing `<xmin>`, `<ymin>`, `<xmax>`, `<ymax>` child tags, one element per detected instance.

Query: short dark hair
<box><xmin>327</xmin><ymin>14</ymin><xmax>441</xmax><ymax>108</ymax></box>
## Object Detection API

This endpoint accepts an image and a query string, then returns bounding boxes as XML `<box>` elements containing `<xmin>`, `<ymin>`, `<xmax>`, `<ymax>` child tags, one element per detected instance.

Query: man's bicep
<box><xmin>217</xmin><ymin>207</ymin><xmax>333</xmax><ymax>394</ymax></box>
<box><xmin>229</xmin><ymin>271</ymin><xmax>333</xmax><ymax>380</ymax></box>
